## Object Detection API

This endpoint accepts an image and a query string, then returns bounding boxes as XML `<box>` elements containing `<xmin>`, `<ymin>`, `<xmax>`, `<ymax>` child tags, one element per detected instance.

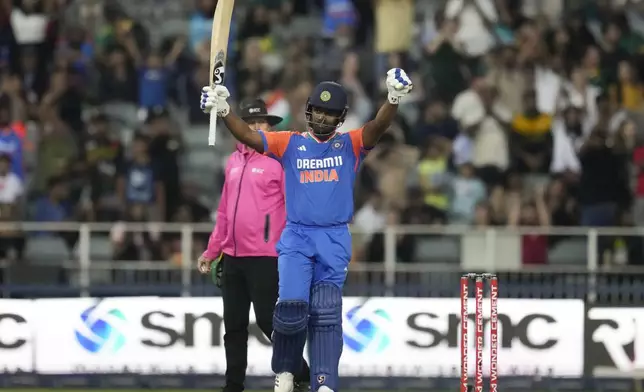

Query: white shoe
<box><xmin>317</xmin><ymin>387</ymin><xmax>334</xmax><ymax>392</ymax></box>
<box><xmin>274</xmin><ymin>372</ymin><xmax>295</xmax><ymax>392</ymax></box>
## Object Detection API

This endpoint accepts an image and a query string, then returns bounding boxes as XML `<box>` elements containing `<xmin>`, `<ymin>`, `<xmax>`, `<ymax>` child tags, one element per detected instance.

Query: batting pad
<box><xmin>272</xmin><ymin>300</ymin><xmax>308</xmax><ymax>374</ymax></box>
<box><xmin>309</xmin><ymin>283</ymin><xmax>343</xmax><ymax>391</ymax></box>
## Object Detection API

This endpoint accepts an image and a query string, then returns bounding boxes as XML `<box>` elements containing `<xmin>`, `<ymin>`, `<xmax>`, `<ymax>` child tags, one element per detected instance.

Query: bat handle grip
<box><xmin>208</xmin><ymin>105</ymin><xmax>218</xmax><ymax>146</ymax></box>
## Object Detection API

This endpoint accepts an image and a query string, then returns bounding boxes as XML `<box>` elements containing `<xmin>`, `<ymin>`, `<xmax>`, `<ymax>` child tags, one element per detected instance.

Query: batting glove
<box><xmin>386</xmin><ymin>68</ymin><xmax>413</xmax><ymax>104</ymax></box>
<box><xmin>200</xmin><ymin>85</ymin><xmax>230</xmax><ymax>117</ymax></box>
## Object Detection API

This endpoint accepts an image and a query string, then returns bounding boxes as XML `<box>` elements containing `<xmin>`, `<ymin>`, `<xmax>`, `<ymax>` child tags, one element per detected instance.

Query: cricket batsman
<box><xmin>200</xmin><ymin>68</ymin><xmax>412</xmax><ymax>392</ymax></box>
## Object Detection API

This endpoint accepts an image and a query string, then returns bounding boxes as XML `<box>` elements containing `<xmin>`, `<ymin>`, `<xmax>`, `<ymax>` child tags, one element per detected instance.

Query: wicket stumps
<box><xmin>460</xmin><ymin>273</ymin><xmax>498</xmax><ymax>392</ymax></box>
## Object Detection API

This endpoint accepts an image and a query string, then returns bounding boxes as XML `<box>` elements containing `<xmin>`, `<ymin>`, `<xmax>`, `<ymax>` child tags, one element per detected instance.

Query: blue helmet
<box><xmin>305</xmin><ymin>81</ymin><xmax>348</xmax><ymax>138</ymax></box>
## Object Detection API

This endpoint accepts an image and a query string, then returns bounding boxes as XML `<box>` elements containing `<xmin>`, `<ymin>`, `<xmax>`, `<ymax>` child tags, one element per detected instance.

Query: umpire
<box><xmin>198</xmin><ymin>99</ymin><xmax>309</xmax><ymax>392</ymax></box>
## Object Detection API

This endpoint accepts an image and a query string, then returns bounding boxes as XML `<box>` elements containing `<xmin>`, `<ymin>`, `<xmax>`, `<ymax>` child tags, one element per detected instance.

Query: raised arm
<box><xmin>222</xmin><ymin>111</ymin><xmax>265</xmax><ymax>153</ymax></box>
<box><xmin>362</xmin><ymin>68</ymin><xmax>413</xmax><ymax>148</ymax></box>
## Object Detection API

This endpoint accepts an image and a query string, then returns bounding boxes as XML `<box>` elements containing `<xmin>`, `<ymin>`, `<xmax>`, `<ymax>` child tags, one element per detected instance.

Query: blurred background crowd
<box><xmin>0</xmin><ymin>0</ymin><xmax>643</xmax><ymax>273</ymax></box>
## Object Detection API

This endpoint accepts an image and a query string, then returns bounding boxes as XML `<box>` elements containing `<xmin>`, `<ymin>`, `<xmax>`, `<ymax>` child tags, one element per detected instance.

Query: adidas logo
<box><xmin>298</xmin><ymin>145</ymin><xmax>306</xmax><ymax>151</ymax></box>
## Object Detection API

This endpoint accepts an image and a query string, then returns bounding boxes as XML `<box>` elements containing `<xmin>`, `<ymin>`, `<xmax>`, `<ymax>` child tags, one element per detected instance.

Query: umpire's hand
<box><xmin>198</xmin><ymin>254</ymin><xmax>223</xmax><ymax>287</ymax></box>
<box><xmin>197</xmin><ymin>255</ymin><xmax>215</xmax><ymax>274</ymax></box>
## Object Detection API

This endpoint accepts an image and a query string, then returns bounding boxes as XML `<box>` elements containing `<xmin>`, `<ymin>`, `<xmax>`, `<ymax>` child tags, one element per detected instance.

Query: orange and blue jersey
<box><xmin>259</xmin><ymin>128</ymin><xmax>370</xmax><ymax>227</ymax></box>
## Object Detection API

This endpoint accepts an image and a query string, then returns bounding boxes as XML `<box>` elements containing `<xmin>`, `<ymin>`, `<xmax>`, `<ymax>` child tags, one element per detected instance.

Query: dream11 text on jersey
<box><xmin>296</xmin><ymin>156</ymin><xmax>343</xmax><ymax>184</ymax></box>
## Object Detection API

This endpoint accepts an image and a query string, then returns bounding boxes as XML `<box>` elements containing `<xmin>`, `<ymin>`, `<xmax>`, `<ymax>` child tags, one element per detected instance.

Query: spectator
<box><xmin>145</xmin><ymin>109</ymin><xmax>181</xmax><ymax>219</ymax></box>
<box><xmin>566</xmin><ymin>11</ymin><xmax>596</xmax><ymax>60</ymax></box>
<box><xmin>40</xmin><ymin>67</ymin><xmax>85</xmax><ymax>133</ymax></box>
<box><xmin>424</xmin><ymin>15</ymin><xmax>468</xmax><ymax>103</ymax></box>
<box><xmin>581</xmin><ymin>45</ymin><xmax>604</xmax><ymax>90</ymax></box>
<box><xmin>448</xmin><ymin>162</ymin><xmax>486</xmax><ymax>224</ymax></box>
<box><xmin>600</xmin><ymin>19</ymin><xmax>629</xmax><ymax>88</ymax></box>
<box><xmin>510</xmin><ymin>89</ymin><xmax>553</xmax><ymax>178</ymax></box>
<box><xmin>131</xmin><ymin>37</ymin><xmax>185</xmax><ymax>115</ymax></box>
<box><xmin>32</xmin><ymin>176</ymin><xmax>78</xmax><ymax>251</ymax></box>
<box><xmin>33</xmin><ymin>176</ymin><xmax>71</xmax><ymax>222</ymax></box>
<box><xmin>117</xmin><ymin>134</ymin><xmax>164</xmax><ymax>221</ymax></box>
<box><xmin>337</xmin><ymin>52</ymin><xmax>372</xmax><ymax>132</ymax></box>
<box><xmin>83</xmin><ymin>113</ymin><xmax>124</xmax><ymax>221</ymax></box>
<box><xmin>10</xmin><ymin>0</ymin><xmax>49</xmax><ymax>48</ymax></box>
<box><xmin>189</xmin><ymin>0</ymin><xmax>216</xmax><ymax>54</ymax></box>
<box><xmin>353</xmin><ymin>192</ymin><xmax>387</xmax><ymax>261</ymax></box>
<box><xmin>578</xmin><ymin>128</ymin><xmax>627</xmax><ymax>226</ymax></box>
<box><xmin>550</xmin><ymin>106</ymin><xmax>582</xmax><ymax>178</ymax></box>
<box><xmin>544</xmin><ymin>177</ymin><xmax>577</xmax><ymax>227</ymax></box>
<box><xmin>486</xmin><ymin>45</ymin><xmax>528</xmax><ymax>114</ymax></box>
<box><xmin>488</xmin><ymin>185</ymin><xmax>510</xmax><ymax>225</ymax></box>
<box><xmin>0</xmin><ymin>153</ymin><xmax>24</xmax><ymax>260</ymax></box>
<box><xmin>33</xmin><ymin>100</ymin><xmax>77</xmax><ymax>193</ymax></box>
<box><xmin>362</xmin><ymin>131</ymin><xmax>418</xmax><ymax>211</ymax></box>
<box><xmin>238</xmin><ymin>2</ymin><xmax>271</xmax><ymax>41</ymax></box>
<box><xmin>16</xmin><ymin>46</ymin><xmax>46</xmax><ymax>104</ymax></box>
<box><xmin>416</xmin><ymin>137</ymin><xmax>449</xmax><ymax>221</ymax></box>
<box><xmin>0</xmin><ymin>94</ymin><xmax>23</xmax><ymax>179</ymax></box>
<box><xmin>236</xmin><ymin>38</ymin><xmax>271</xmax><ymax>97</ymax></box>
<box><xmin>609</xmin><ymin>60</ymin><xmax>644</xmax><ymax>111</ymax></box>
<box><xmin>453</xmin><ymin>79</ymin><xmax>512</xmax><ymax>186</ymax></box>
<box><xmin>473</xmin><ymin>202</ymin><xmax>492</xmax><ymax>227</ymax></box>
<box><xmin>323</xmin><ymin>0</ymin><xmax>357</xmax><ymax>40</ymax></box>
<box><xmin>2</xmin><ymin>72</ymin><xmax>27</xmax><ymax>122</ymax></box>
<box><xmin>374</xmin><ymin>0</ymin><xmax>413</xmax><ymax>75</ymax></box>
<box><xmin>444</xmin><ymin>0</ymin><xmax>499</xmax><ymax>59</ymax></box>
<box><xmin>186</xmin><ymin>61</ymin><xmax>211</xmax><ymax>124</ymax></box>
<box><xmin>508</xmin><ymin>186</ymin><xmax>550</xmax><ymax>265</ymax></box>
<box><xmin>560</xmin><ymin>65</ymin><xmax>601</xmax><ymax>136</ymax></box>
<box><xmin>414</xmin><ymin>99</ymin><xmax>459</xmax><ymax>147</ymax></box>
<box><xmin>99</xmin><ymin>46</ymin><xmax>138</xmax><ymax>104</ymax></box>
<box><xmin>110</xmin><ymin>204</ymin><xmax>162</xmax><ymax>261</ymax></box>
<box><xmin>0</xmin><ymin>153</ymin><xmax>22</xmax><ymax>208</ymax></box>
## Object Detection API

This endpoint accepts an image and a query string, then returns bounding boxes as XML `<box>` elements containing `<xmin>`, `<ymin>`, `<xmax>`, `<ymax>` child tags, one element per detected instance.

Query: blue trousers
<box><xmin>277</xmin><ymin>224</ymin><xmax>352</xmax><ymax>301</ymax></box>
<box><xmin>272</xmin><ymin>224</ymin><xmax>350</xmax><ymax>391</ymax></box>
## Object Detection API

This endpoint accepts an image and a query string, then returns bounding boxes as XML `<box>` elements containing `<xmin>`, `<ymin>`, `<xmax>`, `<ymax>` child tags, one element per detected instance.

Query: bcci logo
<box><xmin>74</xmin><ymin>304</ymin><xmax>127</xmax><ymax>354</ymax></box>
<box><xmin>343</xmin><ymin>305</ymin><xmax>391</xmax><ymax>353</ymax></box>
<box><xmin>320</xmin><ymin>91</ymin><xmax>331</xmax><ymax>102</ymax></box>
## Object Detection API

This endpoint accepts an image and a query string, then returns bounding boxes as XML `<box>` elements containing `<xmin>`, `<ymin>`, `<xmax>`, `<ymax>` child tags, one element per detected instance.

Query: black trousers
<box><xmin>221</xmin><ymin>254</ymin><xmax>309</xmax><ymax>391</ymax></box>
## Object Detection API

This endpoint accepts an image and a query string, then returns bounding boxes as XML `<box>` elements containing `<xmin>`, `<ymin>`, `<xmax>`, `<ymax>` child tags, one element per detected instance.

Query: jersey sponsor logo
<box><xmin>585</xmin><ymin>307</ymin><xmax>644</xmax><ymax>377</ymax></box>
<box><xmin>296</xmin><ymin>156</ymin><xmax>343</xmax><ymax>183</ymax></box>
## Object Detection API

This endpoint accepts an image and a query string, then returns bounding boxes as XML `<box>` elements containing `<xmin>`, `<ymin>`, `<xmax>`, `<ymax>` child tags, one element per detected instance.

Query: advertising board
<box><xmin>0</xmin><ymin>299</ymin><xmax>34</xmax><ymax>372</ymax></box>
<box><xmin>585</xmin><ymin>306</ymin><xmax>644</xmax><ymax>378</ymax></box>
<box><xmin>24</xmin><ymin>297</ymin><xmax>584</xmax><ymax>377</ymax></box>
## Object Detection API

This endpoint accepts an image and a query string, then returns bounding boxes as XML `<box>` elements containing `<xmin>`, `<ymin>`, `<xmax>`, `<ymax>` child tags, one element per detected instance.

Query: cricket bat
<box><xmin>208</xmin><ymin>0</ymin><xmax>235</xmax><ymax>146</ymax></box>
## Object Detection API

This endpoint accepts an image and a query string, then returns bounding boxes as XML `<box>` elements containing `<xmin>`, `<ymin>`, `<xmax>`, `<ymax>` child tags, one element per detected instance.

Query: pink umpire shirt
<box><xmin>203</xmin><ymin>143</ymin><xmax>286</xmax><ymax>259</ymax></box>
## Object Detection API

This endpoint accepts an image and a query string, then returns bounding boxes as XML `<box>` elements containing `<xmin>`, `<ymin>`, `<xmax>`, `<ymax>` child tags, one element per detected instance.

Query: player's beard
<box><xmin>307</xmin><ymin>115</ymin><xmax>340</xmax><ymax>140</ymax></box>
<box><xmin>308</xmin><ymin>122</ymin><xmax>337</xmax><ymax>140</ymax></box>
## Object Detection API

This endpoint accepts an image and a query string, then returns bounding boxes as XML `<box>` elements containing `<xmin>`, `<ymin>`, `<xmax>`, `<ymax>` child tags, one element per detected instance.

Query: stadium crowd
<box><xmin>0</xmin><ymin>0</ymin><xmax>643</xmax><ymax>269</ymax></box>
